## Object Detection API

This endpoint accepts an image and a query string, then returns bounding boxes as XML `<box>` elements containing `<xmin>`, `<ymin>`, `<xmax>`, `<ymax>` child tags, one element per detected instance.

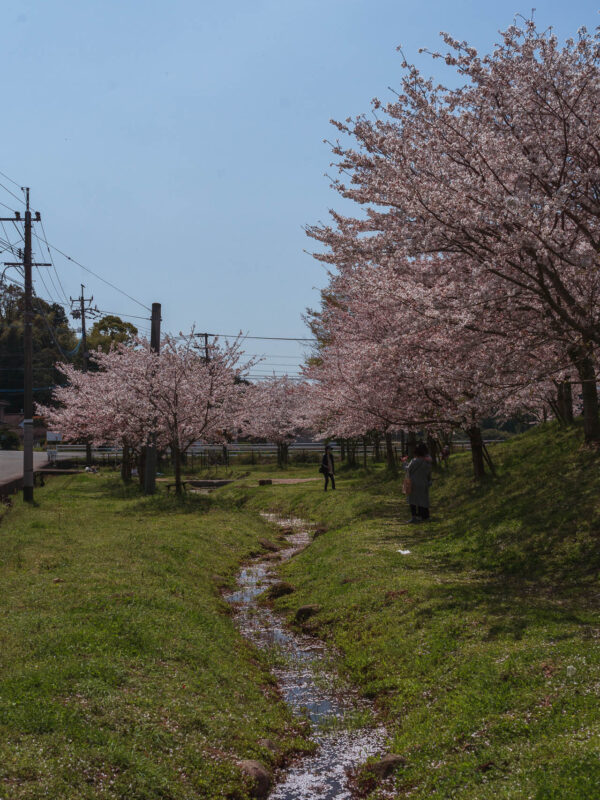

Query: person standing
<box><xmin>321</xmin><ymin>444</ymin><xmax>335</xmax><ymax>491</ymax></box>
<box><xmin>405</xmin><ymin>442</ymin><xmax>432</xmax><ymax>522</ymax></box>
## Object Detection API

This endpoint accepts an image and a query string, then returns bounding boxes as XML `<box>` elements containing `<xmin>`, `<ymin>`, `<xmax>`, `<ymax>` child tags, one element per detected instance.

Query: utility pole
<box><xmin>143</xmin><ymin>302</ymin><xmax>161</xmax><ymax>495</ymax></box>
<box><xmin>70</xmin><ymin>285</ymin><xmax>95</xmax><ymax>467</ymax></box>
<box><xmin>2</xmin><ymin>189</ymin><xmax>50</xmax><ymax>503</ymax></box>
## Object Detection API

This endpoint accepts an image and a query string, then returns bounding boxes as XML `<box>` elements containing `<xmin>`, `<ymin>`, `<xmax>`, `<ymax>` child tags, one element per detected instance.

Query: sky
<box><xmin>1</xmin><ymin>0</ymin><xmax>599</xmax><ymax>379</ymax></box>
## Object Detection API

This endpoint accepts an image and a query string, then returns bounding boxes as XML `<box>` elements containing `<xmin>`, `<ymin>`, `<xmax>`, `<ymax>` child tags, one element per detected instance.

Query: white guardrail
<box><xmin>52</xmin><ymin>439</ymin><xmax>505</xmax><ymax>461</ymax></box>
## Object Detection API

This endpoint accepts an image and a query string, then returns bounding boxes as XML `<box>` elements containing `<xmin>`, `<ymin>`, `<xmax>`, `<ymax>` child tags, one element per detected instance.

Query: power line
<box><xmin>186</xmin><ymin>332</ymin><xmax>315</xmax><ymax>343</ymax></box>
<box><xmin>34</xmin><ymin>231</ymin><xmax>151</xmax><ymax>312</ymax></box>
<box><xmin>0</xmin><ymin>170</ymin><xmax>148</xmax><ymax>315</ymax></box>
<box><xmin>249</xmin><ymin>374</ymin><xmax>305</xmax><ymax>381</ymax></box>
<box><xmin>94</xmin><ymin>308</ymin><xmax>150</xmax><ymax>321</ymax></box>
<box><xmin>246</xmin><ymin>352</ymin><xmax>307</xmax><ymax>359</ymax></box>
<box><xmin>1</xmin><ymin>273</ymin><xmax>24</xmax><ymax>289</ymax></box>
<box><xmin>34</xmin><ymin>258</ymin><xmax>64</xmax><ymax>312</ymax></box>
<box><xmin>0</xmin><ymin>181</ymin><xmax>24</xmax><ymax>206</ymax></box>
<box><xmin>37</xmin><ymin>220</ymin><xmax>69</xmax><ymax>304</ymax></box>
<box><xmin>0</xmin><ymin>168</ymin><xmax>22</xmax><ymax>189</ymax></box>
<box><xmin>251</xmin><ymin>362</ymin><xmax>305</xmax><ymax>368</ymax></box>
<box><xmin>32</xmin><ymin>286</ymin><xmax>80</xmax><ymax>361</ymax></box>
<box><xmin>0</xmin><ymin>198</ymin><xmax>19</xmax><ymax>214</ymax></box>
<box><xmin>216</xmin><ymin>333</ymin><xmax>315</xmax><ymax>342</ymax></box>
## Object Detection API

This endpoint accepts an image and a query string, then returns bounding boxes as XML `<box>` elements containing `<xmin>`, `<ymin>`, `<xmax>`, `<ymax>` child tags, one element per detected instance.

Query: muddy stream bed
<box><xmin>224</xmin><ymin>514</ymin><xmax>392</xmax><ymax>799</ymax></box>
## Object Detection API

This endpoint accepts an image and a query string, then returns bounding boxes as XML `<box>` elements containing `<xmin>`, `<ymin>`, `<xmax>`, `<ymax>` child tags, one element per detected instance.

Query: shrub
<box><xmin>0</xmin><ymin>427</ymin><xmax>20</xmax><ymax>450</ymax></box>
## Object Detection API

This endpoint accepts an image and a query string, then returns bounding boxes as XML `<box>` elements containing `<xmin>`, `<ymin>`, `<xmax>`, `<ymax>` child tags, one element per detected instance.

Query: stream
<box><xmin>224</xmin><ymin>514</ymin><xmax>389</xmax><ymax>799</ymax></box>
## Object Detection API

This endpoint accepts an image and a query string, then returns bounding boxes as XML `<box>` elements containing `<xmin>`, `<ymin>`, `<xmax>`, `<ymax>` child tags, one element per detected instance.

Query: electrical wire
<box><xmin>34</xmin><ymin>251</ymin><xmax>64</xmax><ymax>309</ymax></box>
<box><xmin>34</xmin><ymin>231</ymin><xmax>151</xmax><ymax>311</ymax></box>
<box><xmin>0</xmin><ymin>181</ymin><xmax>24</xmax><ymax>206</ymax></box>
<box><xmin>31</xmin><ymin>280</ymin><xmax>80</xmax><ymax>361</ymax></box>
<box><xmin>202</xmin><ymin>333</ymin><xmax>315</xmax><ymax>342</ymax></box>
<box><xmin>37</xmin><ymin>220</ymin><xmax>69</xmax><ymax>304</ymax></box>
<box><xmin>0</xmin><ymin>168</ymin><xmax>22</xmax><ymax>189</ymax></box>
<box><xmin>94</xmin><ymin>308</ymin><xmax>150</xmax><ymax>321</ymax></box>
<box><xmin>0</xmin><ymin>220</ymin><xmax>21</xmax><ymax>256</ymax></box>
<box><xmin>1</xmin><ymin>273</ymin><xmax>24</xmax><ymax>289</ymax></box>
<box><xmin>0</xmin><ymin>198</ymin><xmax>18</xmax><ymax>214</ymax></box>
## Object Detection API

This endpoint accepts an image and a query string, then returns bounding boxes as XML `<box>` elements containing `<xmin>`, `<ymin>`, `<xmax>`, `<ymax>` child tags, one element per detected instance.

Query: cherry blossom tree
<box><xmin>304</xmin><ymin>253</ymin><xmax>563</xmax><ymax>478</ymax></box>
<box><xmin>309</xmin><ymin>20</ymin><xmax>600</xmax><ymax>446</ymax></box>
<box><xmin>241</xmin><ymin>376</ymin><xmax>308</xmax><ymax>468</ymax></box>
<box><xmin>39</xmin><ymin>334</ymin><xmax>254</xmax><ymax>494</ymax></box>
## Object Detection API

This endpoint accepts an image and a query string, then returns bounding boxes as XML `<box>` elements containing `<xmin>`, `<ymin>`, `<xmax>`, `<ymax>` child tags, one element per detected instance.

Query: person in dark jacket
<box><xmin>405</xmin><ymin>442</ymin><xmax>432</xmax><ymax>522</ymax></box>
<box><xmin>321</xmin><ymin>445</ymin><xmax>335</xmax><ymax>491</ymax></box>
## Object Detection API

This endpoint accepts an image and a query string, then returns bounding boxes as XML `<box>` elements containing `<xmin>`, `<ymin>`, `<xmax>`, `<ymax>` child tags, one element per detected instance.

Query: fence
<box><xmin>53</xmin><ymin>438</ymin><xmax>506</xmax><ymax>468</ymax></box>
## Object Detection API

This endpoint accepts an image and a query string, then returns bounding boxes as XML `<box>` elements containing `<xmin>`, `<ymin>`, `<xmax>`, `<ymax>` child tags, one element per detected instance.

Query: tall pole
<box><xmin>1</xmin><ymin>190</ymin><xmax>49</xmax><ymax>503</ymax></box>
<box><xmin>143</xmin><ymin>302</ymin><xmax>161</xmax><ymax>495</ymax></box>
<box><xmin>22</xmin><ymin>189</ymin><xmax>34</xmax><ymax>502</ymax></box>
<box><xmin>80</xmin><ymin>285</ymin><xmax>89</xmax><ymax>369</ymax></box>
<box><xmin>74</xmin><ymin>284</ymin><xmax>94</xmax><ymax>467</ymax></box>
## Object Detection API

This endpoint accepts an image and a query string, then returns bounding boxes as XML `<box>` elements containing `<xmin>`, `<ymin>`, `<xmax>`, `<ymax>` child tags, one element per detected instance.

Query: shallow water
<box><xmin>225</xmin><ymin>514</ymin><xmax>388</xmax><ymax>799</ymax></box>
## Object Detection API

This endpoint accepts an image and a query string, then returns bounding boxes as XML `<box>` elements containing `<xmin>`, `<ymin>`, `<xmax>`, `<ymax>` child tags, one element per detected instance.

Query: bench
<box><xmin>165</xmin><ymin>481</ymin><xmax>190</xmax><ymax>493</ymax></box>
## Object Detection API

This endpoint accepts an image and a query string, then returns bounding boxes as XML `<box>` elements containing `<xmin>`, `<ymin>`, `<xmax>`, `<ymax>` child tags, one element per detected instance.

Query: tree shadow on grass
<box><xmin>431</xmin><ymin>579</ymin><xmax>588</xmax><ymax>641</ymax></box>
<box><xmin>85</xmin><ymin>475</ymin><xmax>213</xmax><ymax>515</ymax></box>
<box><xmin>127</xmin><ymin>491</ymin><xmax>212</xmax><ymax>516</ymax></box>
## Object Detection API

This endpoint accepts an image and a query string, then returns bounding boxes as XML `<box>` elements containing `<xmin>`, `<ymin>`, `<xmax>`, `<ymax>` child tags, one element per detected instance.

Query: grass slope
<box><xmin>218</xmin><ymin>423</ymin><xmax>600</xmax><ymax>799</ymax></box>
<box><xmin>0</xmin><ymin>475</ymin><xmax>309</xmax><ymax>800</ymax></box>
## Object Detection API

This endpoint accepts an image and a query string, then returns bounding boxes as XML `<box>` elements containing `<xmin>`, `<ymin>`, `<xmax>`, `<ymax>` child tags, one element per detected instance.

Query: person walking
<box><xmin>321</xmin><ymin>444</ymin><xmax>335</xmax><ymax>491</ymax></box>
<box><xmin>404</xmin><ymin>442</ymin><xmax>432</xmax><ymax>522</ymax></box>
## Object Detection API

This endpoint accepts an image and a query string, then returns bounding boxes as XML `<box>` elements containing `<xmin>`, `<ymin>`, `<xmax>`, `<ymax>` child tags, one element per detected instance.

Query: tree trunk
<box><xmin>482</xmin><ymin>441</ymin><xmax>497</xmax><ymax>477</ymax></box>
<box><xmin>554</xmin><ymin>380</ymin><xmax>574</xmax><ymax>426</ymax></box>
<box><xmin>427</xmin><ymin>433</ymin><xmax>437</xmax><ymax>468</ymax></box>
<box><xmin>362</xmin><ymin>436</ymin><xmax>368</xmax><ymax>468</ymax></box>
<box><xmin>347</xmin><ymin>439</ymin><xmax>357</xmax><ymax>467</ymax></box>
<box><xmin>467</xmin><ymin>425</ymin><xmax>486</xmax><ymax>481</ymax></box>
<box><xmin>407</xmin><ymin>431</ymin><xmax>417</xmax><ymax>459</ymax></box>
<box><xmin>558</xmin><ymin>380</ymin><xmax>574</xmax><ymax>425</ymax></box>
<box><xmin>85</xmin><ymin>440</ymin><xmax>92</xmax><ymax>468</ymax></box>
<box><xmin>384</xmin><ymin>432</ymin><xmax>396</xmax><ymax>472</ymax></box>
<box><xmin>373</xmin><ymin>433</ymin><xmax>380</xmax><ymax>462</ymax></box>
<box><xmin>563</xmin><ymin>381</ymin><xmax>574</xmax><ymax>425</ymax></box>
<box><xmin>580</xmin><ymin>359</ymin><xmax>600</xmax><ymax>445</ymax></box>
<box><xmin>277</xmin><ymin>442</ymin><xmax>289</xmax><ymax>469</ymax></box>
<box><xmin>121</xmin><ymin>442</ymin><xmax>131</xmax><ymax>483</ymax></box>
<box><xmin>571</xmin><ymin>345</ymin><xmax>600</xmax><ymax>445</ymax></box>
<box><xmin>173</xmin><ymin>445</ymin><xmax>183</xmax><ymax>494</ymax></box>
<box><xmin>138</xmin><ymin>448</ymin><xmax>146</xmax><ymax>487</ymax></box>
<box><xmin>340</xmin><ymin>438</ymin><xmax>346</xmax><ymax>462</ymax></box>
<box><xmin>400</xmin><ymin>429</ymin><xmax>406</xmax><ymax>457</ymax></box>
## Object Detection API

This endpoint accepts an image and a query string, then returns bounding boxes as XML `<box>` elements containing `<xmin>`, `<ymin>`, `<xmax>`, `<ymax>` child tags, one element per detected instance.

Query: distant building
<box><xmin>0</xmin><ymin>404</ymin><xmax>47</xmax><ymax>444</ymax></box>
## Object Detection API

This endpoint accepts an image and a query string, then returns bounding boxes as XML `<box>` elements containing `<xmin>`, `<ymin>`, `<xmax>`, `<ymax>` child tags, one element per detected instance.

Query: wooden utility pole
<box><xmin>70</xmin><ymin>284</ymin><xmax>95</xmax><ymax>467</ymax></box>
<box><xmin>2</xmin><ymin>189</ymin><xmax>50</xmax><ymax>503</ymax></box>
<box><xmin>143</xmin><ymin>302</ymin><xmax>161</xmax><ymax>495</ymax></box>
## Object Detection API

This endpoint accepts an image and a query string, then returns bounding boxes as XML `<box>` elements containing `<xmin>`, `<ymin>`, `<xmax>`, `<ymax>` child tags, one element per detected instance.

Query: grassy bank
<box><xmin>217</xmin><ymin>423</ymin><xmax>600</xmax><ymax>799</ymax></box>
<box><xmin>0</xmin><ymin>474</ymin><xmax>309</xmax><ymax>800</ymax></box>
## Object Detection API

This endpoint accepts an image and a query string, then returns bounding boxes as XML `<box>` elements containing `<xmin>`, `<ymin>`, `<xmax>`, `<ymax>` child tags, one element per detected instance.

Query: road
<box><xmin>0</xmin><ymin>451</ymin><xmax>49</xmax><ymax>485</ymax></box>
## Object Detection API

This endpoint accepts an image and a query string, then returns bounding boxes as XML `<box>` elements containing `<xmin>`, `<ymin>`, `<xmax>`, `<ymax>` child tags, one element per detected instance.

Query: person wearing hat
<box><xmin>320</xmin><ymin>444</ymin><xmax>335</xmax><ymax>491</ymax></box>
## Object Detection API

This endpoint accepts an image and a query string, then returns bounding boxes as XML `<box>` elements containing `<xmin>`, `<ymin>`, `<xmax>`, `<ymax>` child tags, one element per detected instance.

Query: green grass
<box><xmin>0</xmin><ymin>475</ymin><xmax>310</xmax><ymax>800</ymax></box>
<box><xmin>216</xmin><ymin>423</ymin><xmax>600</xmax><ymax>799</ymax></box>
<box><xmin>3</xmin><ymin>425</ymin><xmax>600</xmax><ymax>799</ymax></box>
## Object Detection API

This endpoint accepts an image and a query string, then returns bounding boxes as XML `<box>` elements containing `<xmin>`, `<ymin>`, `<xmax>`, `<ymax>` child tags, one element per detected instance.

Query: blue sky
<box><xmin>1</xmin><ymin>0</ymin><xmax>599</xmax><ymax>377</ymax></box>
